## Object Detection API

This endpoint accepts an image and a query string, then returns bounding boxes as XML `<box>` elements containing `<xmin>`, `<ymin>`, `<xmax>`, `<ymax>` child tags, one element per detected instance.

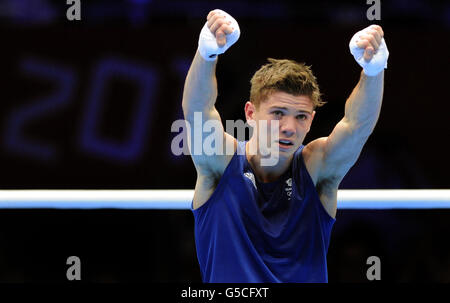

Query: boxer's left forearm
<box><xmin>343</xmin><ymin>70</ymin><xmax>384</xmax><ymax>137</ymax></box>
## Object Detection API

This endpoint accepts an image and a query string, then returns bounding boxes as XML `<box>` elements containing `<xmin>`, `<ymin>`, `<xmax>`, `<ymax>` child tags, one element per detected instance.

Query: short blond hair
<box><xmin>249</xmin><ymin>58</ymin><xmax>325</xmax><ymax>109</ymax></box>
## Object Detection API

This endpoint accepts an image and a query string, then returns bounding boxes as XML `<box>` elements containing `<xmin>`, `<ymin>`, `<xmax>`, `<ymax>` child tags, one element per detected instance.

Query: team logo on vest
<box><xmin>244</xmin><ymin>172</ymin><xmax>257</xmax><ymax>189</ymax></box>
<box><xmin>285</xmin><ymin>178</ymin><xmax>292</xmax><ymax>200</ymax></box>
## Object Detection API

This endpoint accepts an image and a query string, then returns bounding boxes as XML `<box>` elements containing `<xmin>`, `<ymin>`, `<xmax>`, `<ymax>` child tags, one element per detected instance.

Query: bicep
<box><xmin>322</xmin><ymin>117</ymin><xmax>369</xmax><ymax>180</ymax></box>
<box><xmin>185</xmin><ymin>107</ymin><xmax>237</xmax><ymax>178</ymax></box>
<box><xmin>306</xmin><ymin>117</ymin><xmax>369</xmax><ymax>183</ymax></box>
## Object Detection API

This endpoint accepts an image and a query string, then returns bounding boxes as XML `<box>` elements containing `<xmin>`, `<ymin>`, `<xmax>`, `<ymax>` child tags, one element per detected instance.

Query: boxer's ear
<box><xmin>244</xmin><ymin>101</ymin><xmax>256</xmax><ymax>122</ymax></box>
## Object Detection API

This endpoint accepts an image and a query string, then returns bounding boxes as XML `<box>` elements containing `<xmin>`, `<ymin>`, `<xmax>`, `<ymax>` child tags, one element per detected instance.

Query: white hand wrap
<box><xmin>349</xmin><ymin>25</ymin><xmax>389</xmax><ymax>76</ymax></box>
<box><xmin>198</xmin><ymin>9</ymin><xmax>240</xmax><ymax>61</ymax></box>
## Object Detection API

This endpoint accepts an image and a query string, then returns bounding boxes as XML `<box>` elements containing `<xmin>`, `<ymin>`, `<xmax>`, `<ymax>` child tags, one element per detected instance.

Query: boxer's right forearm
<box><xmin>182</xmin><ymin>50</ymin><xmax>218</xmax><ymax>119</ymax></box>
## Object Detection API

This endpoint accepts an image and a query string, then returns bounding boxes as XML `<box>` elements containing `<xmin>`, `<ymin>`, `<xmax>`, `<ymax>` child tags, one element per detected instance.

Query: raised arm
<box><xmin>182</xmin><ymin>10</ymin><xmax>240</xmax><ymax>209</ymax></box>
<box><xmin>304</xmin><ymin>25</ymin><xmax>388</xmax><ymax>214</ymax></box>
<box><xmin>318</xmin><ymin>69</ymin><xmax>384</xmax><ymax>180</ymax></box>
<box><xmin>182</xmin><ymin>49</ymin><xmax>236</xmax><ymax>173</ymax></box>
<box><xmin>182</xmin><ymin>8</ymin><xmax>233</xmax><ymax>116</ymax></box>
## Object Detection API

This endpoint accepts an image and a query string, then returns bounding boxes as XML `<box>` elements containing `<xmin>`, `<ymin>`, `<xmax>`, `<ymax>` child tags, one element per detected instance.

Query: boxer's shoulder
<box><xmin>302</xmin><ymin>138</ymin><xmax>327</xmax><ymax>186</ymax></box>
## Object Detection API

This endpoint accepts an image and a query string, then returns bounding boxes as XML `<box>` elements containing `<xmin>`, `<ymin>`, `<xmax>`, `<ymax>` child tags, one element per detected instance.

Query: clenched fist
<box><xmin>198</xmin><ymin>9</ymin><xmax>240</xmax><ymax>61</ymax></box>
<box><xmin>349</xmin><ymin>25</ymin><xmax>389</xmax><ymax>76</ymax></box>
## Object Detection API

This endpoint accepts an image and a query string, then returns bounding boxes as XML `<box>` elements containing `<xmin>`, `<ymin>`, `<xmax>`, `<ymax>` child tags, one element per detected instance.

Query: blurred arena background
<box><xmin>0</xmin><ymin>0</ymin><xmax>449</xmax><ymax>282</ymax></box>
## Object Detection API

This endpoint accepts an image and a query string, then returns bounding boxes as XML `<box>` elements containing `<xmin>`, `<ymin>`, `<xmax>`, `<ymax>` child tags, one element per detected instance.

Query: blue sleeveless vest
<box><xmin>192</xmin><ymin>141</ymin><xmax>335</xmax><ymax>282</ymax></box>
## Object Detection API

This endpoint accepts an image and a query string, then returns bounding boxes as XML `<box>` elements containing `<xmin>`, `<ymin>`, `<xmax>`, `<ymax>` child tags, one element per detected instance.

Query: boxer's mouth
<box><xmin>278</xmin><ymin>139</ymin><xmax>294</xmax><ymax>149</ymax></box>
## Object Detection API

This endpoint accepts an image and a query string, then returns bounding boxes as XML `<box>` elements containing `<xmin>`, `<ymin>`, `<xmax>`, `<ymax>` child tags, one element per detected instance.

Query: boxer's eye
<box><xmin>272</xmin><ymin>111</ymin><xmax>283</xmax><ymax>118</ymax></box>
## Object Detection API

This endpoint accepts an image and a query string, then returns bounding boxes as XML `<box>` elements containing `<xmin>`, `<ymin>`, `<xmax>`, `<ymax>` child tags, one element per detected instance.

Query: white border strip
<box><xmin>0</xmin><ymin>190</ymin><xmax>449</xmax><ymax>209</ymax></box>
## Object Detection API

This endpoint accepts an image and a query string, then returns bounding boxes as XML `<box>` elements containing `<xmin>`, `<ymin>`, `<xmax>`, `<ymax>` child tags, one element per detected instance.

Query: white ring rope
<box><xmin>0</xmin><ymin>190</ymin><xmax>449</xmax><ymax>209</ymax></box>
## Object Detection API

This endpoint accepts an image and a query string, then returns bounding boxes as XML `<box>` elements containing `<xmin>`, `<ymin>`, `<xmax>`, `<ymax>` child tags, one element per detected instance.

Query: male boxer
<box><xmin>182</xmin><ymin>9</ymin><xmax>388</xmax><ymax>282</ymax></box>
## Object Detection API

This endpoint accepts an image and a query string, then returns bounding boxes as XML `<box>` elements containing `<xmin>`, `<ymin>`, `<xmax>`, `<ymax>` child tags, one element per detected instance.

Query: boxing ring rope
<box><xmin>0</xmin><ymin>190</ymin><xmax>449</xmax><ymax>209</ymax></box>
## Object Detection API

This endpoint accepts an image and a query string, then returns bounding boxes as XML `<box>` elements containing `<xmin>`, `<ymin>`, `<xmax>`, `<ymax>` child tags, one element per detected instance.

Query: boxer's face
<box><xmin>245</xmin><ymin>91</ymin><xmax>315</xmax><ymax>157</ymax></box>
